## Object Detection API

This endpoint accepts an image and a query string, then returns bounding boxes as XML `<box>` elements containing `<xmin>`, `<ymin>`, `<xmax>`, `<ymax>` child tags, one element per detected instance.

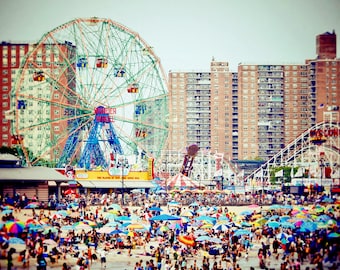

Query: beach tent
<box><xmin>165</xmin><ymin>173</ymin><xmax>203</xmax><ymax>189</ymax></box>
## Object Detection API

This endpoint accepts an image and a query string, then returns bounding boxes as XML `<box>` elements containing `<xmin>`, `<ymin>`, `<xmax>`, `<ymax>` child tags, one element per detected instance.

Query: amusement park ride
<box><xmin>246</xmin><ymin>112</ymin><xmax>340</xmax><ymax>194</ymax></box>
<box><xmin>7</xmin><ymin>17</ymin><xmax>169</xmax><ymax>184</ymax></box>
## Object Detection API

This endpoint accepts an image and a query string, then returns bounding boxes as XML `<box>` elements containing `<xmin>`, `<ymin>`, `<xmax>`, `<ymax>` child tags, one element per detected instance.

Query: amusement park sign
<box><xmin>310</xmin><ymin>127</ymin><xmax>339</xmax><ymax>138</ymax></box>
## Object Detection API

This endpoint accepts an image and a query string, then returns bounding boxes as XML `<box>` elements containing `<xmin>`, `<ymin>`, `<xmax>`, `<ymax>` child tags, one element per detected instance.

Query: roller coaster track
<box><xmin>245</xmin><ymin>121</ymin><xmax>340</xmax><ymax>183</ymax></box>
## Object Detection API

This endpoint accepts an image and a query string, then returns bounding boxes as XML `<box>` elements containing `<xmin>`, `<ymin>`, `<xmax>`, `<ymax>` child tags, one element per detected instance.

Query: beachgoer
<box><xmin>99</xmin><ymin>249</ymin><xmax>107</xmax><ymax>268</ymax></box>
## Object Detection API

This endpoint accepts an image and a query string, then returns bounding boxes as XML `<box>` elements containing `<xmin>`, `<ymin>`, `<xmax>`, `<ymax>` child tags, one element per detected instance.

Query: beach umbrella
<box><xmin>83</xmin><ymin>220</ymin><xmax>97</xmax><ymax>228</ymax></box>
<box><xmin>193</xmin><ymin>229</ymin><xmax>208</xmax><ymax>236</ymax></box>
<box><xmin>56</xmin><ymin>210</ymin><xmax>68</xmax><ymax>217</ymax></box>
<box><xmin>327</xmin><ymin>232</ymin><xmax>340</xmax><ymax>238</ymax></box>
<box><xmin>5</xmin><ymin>221</ymin><xmax>25</xmax><ymax>234</ymax></box>
<box><xmin>110</xmin><ymin>229</ymin><xmax>125</xmax><ymax>235</ymax></box>
<box><xmin>233</xmin><ymin>229</ymin><xmax>252</xmax><ymax>237</ymax></box>
<box><xmin>149</xmin><ymin>214</ymin><xmax>181</xmax><ymax>221</ymax></box>
<box><xmin>281</xmin><ymin>222</ymin><xmax>295</xmax><ymax>229</ymax></box>
<box><xmin>213</xmin><ymin>223</ymin><xmax>231</xmax><ymax>231</ymax></box>
<box><xmin>6</xmin><ymin>237</ymin><xmax>25</xmax><ymax>252</ymax></box>
<box><xmin>2</xmin><ymin>209</ymin><xmax>13</xmax><ymax>215</ymax></box>
<box><xmin>200</xmin><ymin>224</ymin><xmax>213</xmax><ymax>229</ymax></box>
<box><xmin>248</xmin><ymin>204</ymin><xmax>260</xmax><ymax>208</ymax></box>
<box><xmin>195</xmin><ymin>216</ymin><xmax>216</xmax><ymax>223</ymax></box>
<box><xmin>268</xmin><ymin>204</ymin><xmax>282</xmax><ymax>210</ymax></box>
<box><xmin>240</xmin><ymin>210</ymin><xmax>253</xmax><ymax>216</ymax></box>
<box><xmin>253</xmin><ymin>217</ymin><xmax>267</xmax><ymax>227</ymax></box>
<box><xmin>189</xmin><ymin>202</ymin><xmax>199</xmax><ymax>207</ymax></box>
<box><xmin>169</xmin><ymin>223</ymin><xmax>182</xmax><ymax>230</ymax></box>
<box><xmin>181</xmin><ymin>211</ymin><xmax>194</xmax><ymax>217</ymax></box>
<box><xmin>27</xmin><ymin>224</ymin><xmax>44</xmax><ymax>232</ymax></box>
<box><xmin>196</xmin><ymin>235</ymin><xmax>211</xmax><ymax>242</ymax></box>
<box><xmin>60</xmin><ymin>225</ymin><xmax>75</xmax><ymax>231</ymax></box>
<box><xmin>126</xmin><ymin>223</ymin><xmax>146</xmax><ymax>230</ymax></box>
<box><xmin>25</xmin><ymin>218</ymin><xmax>40</xmax><ymax>226</ymax></box>
<box><xmin>24</xmin><ymin>202</ymin><xmax>40</xmax><ymax>209</ymax></box>
<box><xmin>294</xmin><ymin>220</ymin><xmax>304</xmax><ymax>227</ymax></box>
<box><xmin>279</xmin><ymin>216</ymin><xmax>291</xmax><ymax>222</ymax></box>
<box><xmin>327</xmin><ymin>219</ymin><xmax>337</xmax><ymax>227</ymax></box>
<box><xmin>167</xmin><ymin>200</ymin><xmax>180</xmax><ymax>207</ymax></box>
<box><xmin>43</xmin><ymin>227</ymin><xmax>59</xmax><ymax>235</ymax></box>
<box><xmin>315</xmin><ymin>214</ymin><xmax>332</xmax><ymax>222</ymax></box>
<box><xmin>97</xmin><ymin>227</ymin><xmax>116</xmax><ymax>234</ymax></box>
<box><xmin>102</xmin><ymin>212</ymin><xmax>117</xmax><ymax>221</ymax></box>
<box><xmin>74</xmin><ymin>223</ymin><xmax>92</xmax><ymax>232</ymax></box>
<box><xmin>266</xmin><ymin>221</ymin><xmax>280</xmax><ymax>229</ymax></box>
<box><xmin>8</xmin><ymin>237</ymin><xmax>25</xmax><ymax>245</ymax></box>
<box><xmin>148</xmin><ymin>206</ymin><xmax>163</xmax><ymax>212</ymax></box>
<box><xmin>107</xmin><ymin>203</ymin><xmax>121</xmax><ymax>211</ymax></box>
<box><xmin>2</xmin><ymin>205</ymin><xmax>15</xmax><ymax>210</ymax></box>
<box><xmin>115</xmin><ymin>216</ymin><xmax>131</xmax><ymax>222</ymax></box>
<box><xmin>177</xmin><ymin>235</ymin><xmax>195</xmax><ymax>246</ymax></box>
<box><xmin>209</xmin><ymin>237</ymin><xmax>222</xmax><ymax>244</ymax></box>
<box><xmin>103</xmin><ymin>221</ymin><xmax>121</xmax><ymax>228</ymax></box>
<box><xmin>67</xmin><ymin>202</ymin><xmax>79</xmax><ymax>209</ymax></box>
<box><xmin>240</xmin><ymin>221</ymin><xmax>252</xmax><ymax>227</ymax></box>
<box><xmin>64</xmin><ymin>188</ymin><xmax>77</xmax><ymax>195</ymax></box>
<box><xmin>300</xmin><ymin>221</ymin><xmax>318</xmax><ymax>232</ymax></box>
<box><xmin>159</xmin><ymin>225</ymin><xmax>170</xmax><ymax>232</ymax></box>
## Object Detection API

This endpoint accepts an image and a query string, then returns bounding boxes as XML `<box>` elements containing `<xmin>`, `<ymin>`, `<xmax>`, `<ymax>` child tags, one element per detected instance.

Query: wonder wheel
<box><xmin>11</xmin><ymin>17</ymin><xmax>169</xmax><ymax>168</ymax></box>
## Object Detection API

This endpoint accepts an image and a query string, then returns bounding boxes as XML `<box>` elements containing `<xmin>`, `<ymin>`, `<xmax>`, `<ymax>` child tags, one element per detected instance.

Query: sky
<box><xmin>1</xmin><ymin>0</ymin><xmax>340</xmax><ymax>72</ymax></box>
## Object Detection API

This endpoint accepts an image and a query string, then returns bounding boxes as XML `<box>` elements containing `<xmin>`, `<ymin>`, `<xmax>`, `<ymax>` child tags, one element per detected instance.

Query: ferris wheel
<box><xmin>11</xmin><ymin>17</ymin><xmax>169</xmax><ymax>169</ymax></box>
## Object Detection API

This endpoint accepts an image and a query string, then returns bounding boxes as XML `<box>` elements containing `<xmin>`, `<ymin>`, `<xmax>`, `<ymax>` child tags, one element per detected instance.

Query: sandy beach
<box><xmin>0</xmin><ymin>206</ymin><xmax>260</xmax><ymax>270</ymax></box>
<box><xmin>1</xmin><ymin>203</ymin><xmax>338</xmax><ymax>270</ymax></box>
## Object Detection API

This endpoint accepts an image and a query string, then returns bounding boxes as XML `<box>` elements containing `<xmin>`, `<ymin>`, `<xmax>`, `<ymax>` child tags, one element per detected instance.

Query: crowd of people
<box><xmin>0</xmin><ymin>190</ymin><xmax>339</xmax><ymax>270</ymax></box>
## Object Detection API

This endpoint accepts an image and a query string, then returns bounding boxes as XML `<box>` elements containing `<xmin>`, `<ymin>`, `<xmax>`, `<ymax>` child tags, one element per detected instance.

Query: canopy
<box><xmin>165</xmin><ymin>173</ymin><xmax>203</xmax><ymax>189</ymax></box>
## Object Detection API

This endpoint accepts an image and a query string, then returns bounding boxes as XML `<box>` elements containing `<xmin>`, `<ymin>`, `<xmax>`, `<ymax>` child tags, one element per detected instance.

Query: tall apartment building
<box><xmin>168</xmin><ymin>60</ymin><xmax>231</xmax><ymax>154</ymax></box>
<box><xmin>168</xmin><ymin>31</ymin><xmax>340</xmax><ymax>162</ymax></box>
<box><xmin>0</xmin><ymin>42</ymin><xmax>30</xmax><ymax>147</ymax></box>
<box><xmin>238</xmin><ymin>64</ymin><xmax>310</xmax><ymax>160</ymax></box>
<box><xmin>0</xmin><ymin>42</ymin><xmax>75</xmax><ymax>164</ymax></box>
<box><xmin>308</xmin><ymin>31</ymin><xmax>340</xmax><ymax>124</ymax></box>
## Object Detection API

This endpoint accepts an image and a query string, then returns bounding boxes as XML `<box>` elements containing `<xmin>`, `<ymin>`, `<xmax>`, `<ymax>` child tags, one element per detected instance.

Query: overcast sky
<box><xmin>1</xmin><ymin>0</ymin><xmax>339</xmax><ymax>72</ymax></box>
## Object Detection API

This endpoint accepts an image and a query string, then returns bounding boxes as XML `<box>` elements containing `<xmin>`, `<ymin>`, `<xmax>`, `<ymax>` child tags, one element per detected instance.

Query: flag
<box><xmin>275</xmin><ymin>169</ymin><xmax>283</xmax><ymax>177</ymax></box>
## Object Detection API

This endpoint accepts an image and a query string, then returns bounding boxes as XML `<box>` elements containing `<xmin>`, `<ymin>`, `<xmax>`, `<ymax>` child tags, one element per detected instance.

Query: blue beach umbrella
<box><xmin>240</xmin><ymin>210</ymin><xmax>253</xmax><ymax>216</ymax></box>
<box><xmin>196</xmin><ymin>235</ymin><xmax>211</xmax><ymax>242</ymax></box>
<box><xmin>213</xmin><ymin>223</ymin><xmax>231</xmax><ymax>231</ymax></box>
<box><xmin>234</xmin><ymin>229</ymin><xmax>252</xmax><ymax>237</ymax></box>
<box><xmin>267</xmin><ymin>221</ymin><xmax>280</xmax><ymax>229</ymax></box>
<box><xmin>150</xmin><ymin>214</ymin><xmax>181</xmax><ymax>221</ymax></box>
<box><xmin>2</xmin><ymin>209</ymin><xmax>13</xmax><ymax>215</ymax></box>
<box><xmin>301</xmin><ymin>221</ymin><xmax>317</xmax><ymax>232</ymax></box>
<box><xmin>107</xmin><ymin>203</ymin><xmax>121</xmax><ymax>211</ymax></box>
<box><xmin>327</xmin><ymin>232</ymin><xmax>340</xmax><ymax>238</ymax></box>
<box><xmin>281</xmin><ymin>222</ymin><xmax>295</xmax><ymax>229</ymax></box>
<box><xmin>8</xmin><ymin>237</ymin><xmax>25</xmax><ymax>245</ymax></box>
<box><xmin>149</xmin><ymin>206</ymin><xmax>163</xmax><ymax>212</ymax></box>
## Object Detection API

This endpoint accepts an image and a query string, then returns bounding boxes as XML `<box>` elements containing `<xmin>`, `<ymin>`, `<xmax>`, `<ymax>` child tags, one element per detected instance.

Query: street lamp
<box><xmin>319</xmin><ymin>158</ymin><xmax>325</xmax><ymax>193</ymax></box>
<box><xmin>117</xmin><ymin>157</ymin><xmax>129</xmax><ymax>206</ymax></box>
